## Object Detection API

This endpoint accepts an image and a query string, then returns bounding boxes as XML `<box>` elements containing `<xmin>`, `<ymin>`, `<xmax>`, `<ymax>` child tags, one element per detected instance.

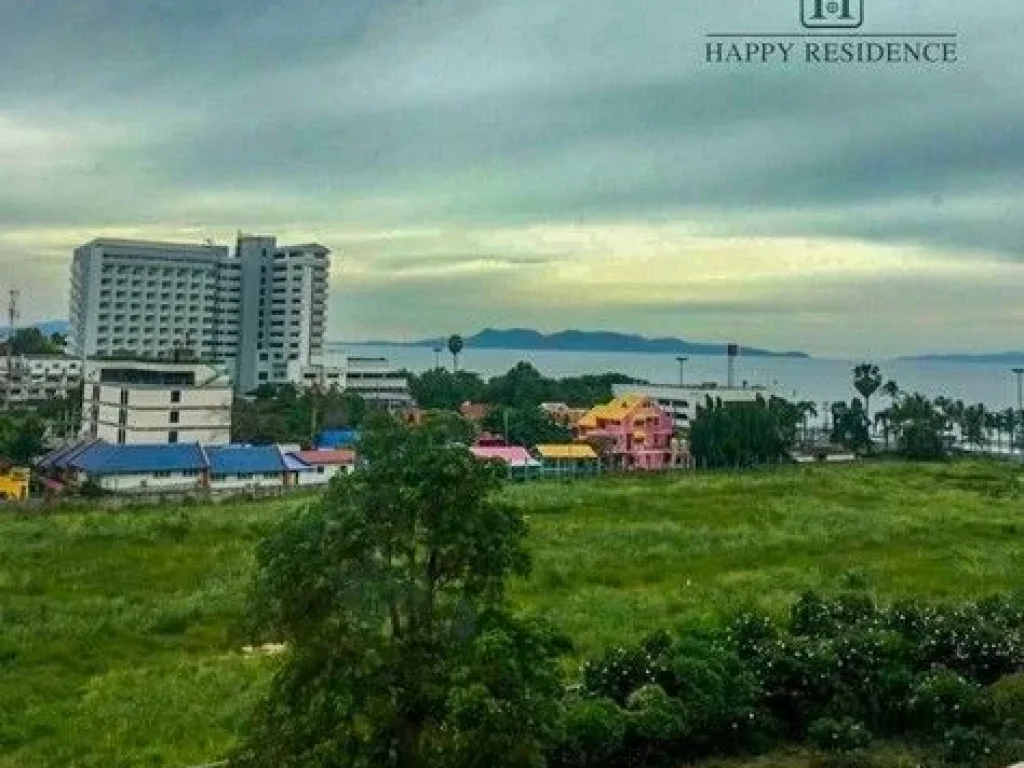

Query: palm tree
<box><xmin>853</xmin><ymin>363</ymin><xmax>883</xmax><ymax>430</ymax></box>
<box><xmin>447</xmin><ymin>334</ymin><xmax>464</xmax><ymax>373</ymax></box>
<box><xmin>882</xmin><ymin>380</ymin><xmax>900</xmax><ymax>402</ymax></box>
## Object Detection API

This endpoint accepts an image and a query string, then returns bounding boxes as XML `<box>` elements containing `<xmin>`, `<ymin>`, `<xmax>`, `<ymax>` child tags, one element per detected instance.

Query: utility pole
<box><xmin>433</xmin><ymin>346</ymin><xmax>441</xmax><ymax>370</ymax></box>
<box><xmin>4</xmin><ymin>289</ymin><xmax>18</xmax><ymax>411</ymax></box>
<box><xmin>675</xmin><ymin>356</ymin><xmax>688</xmax><ymax>388</ymax></box>
<box><xmin>1013</xmin><ymin>368</ymin><xmax>1024</xmax><ymax>464</ymax></box>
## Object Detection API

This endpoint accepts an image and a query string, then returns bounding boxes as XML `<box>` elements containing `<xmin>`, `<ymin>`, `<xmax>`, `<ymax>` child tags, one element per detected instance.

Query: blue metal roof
<box><xmin>72</xmin><ymin>443</ymin><xmax>207</xmax><ymax>475</ymax></box>
<box><xmin>36</xmin><ymin>438</ymin><xmax>102</xmax><ymax>470</ymax></box>
<box><xmin>315</xmin><ymin>429</ymin><xmax>359</xmax><ymax>449</ymax></box>
<box><xmin>206</xmin><ymin>445</ymin><xmax>284</xmax><ymax>474</ymax></box>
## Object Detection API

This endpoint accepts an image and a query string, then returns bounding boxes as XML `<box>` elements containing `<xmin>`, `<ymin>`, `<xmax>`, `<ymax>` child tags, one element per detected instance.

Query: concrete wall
<box><xmin>208</xmin><ymin>472</ymin><xmax>285</xmax><ymax>491</ymax></box>
<box><xmin>97</xmin><ymin>471</ymin><xmax>204</xmax><ymax>492</ymax></box>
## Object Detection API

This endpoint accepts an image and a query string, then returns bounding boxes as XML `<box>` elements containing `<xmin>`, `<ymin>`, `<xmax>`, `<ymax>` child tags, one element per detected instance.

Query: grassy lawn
<box><xmin>1</xmin><ymin>461</ymin><xmax>1022</xmax><ymax>766</ymax></box>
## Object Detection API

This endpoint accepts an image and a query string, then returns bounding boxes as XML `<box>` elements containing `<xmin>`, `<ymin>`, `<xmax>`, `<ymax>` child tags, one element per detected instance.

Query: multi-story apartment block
<box><xmin>67</xmin><ymin>234</ymin><xmax>329</xmax><ymax>394</ymax></box>
<box><xmin>287</xmin><ymin>356</ymin><xmax>413</xmax><ymax>410</ymax></box>
<box><xmin>0</xmin><ymin>355</ymin><xmax>82</xmax><ymax>405</ymax></box>
<box><xmin>82</xmin><ymin>359</ymin><xmax>233</xmax><ymax>445</ymax></box>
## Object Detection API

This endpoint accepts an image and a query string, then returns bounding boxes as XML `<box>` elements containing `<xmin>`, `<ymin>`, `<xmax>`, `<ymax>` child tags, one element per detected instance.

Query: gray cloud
<box><xmin>0</xmin><ymin>0</ymin><xmax>1022</xmax><ymax>354</ymax></box>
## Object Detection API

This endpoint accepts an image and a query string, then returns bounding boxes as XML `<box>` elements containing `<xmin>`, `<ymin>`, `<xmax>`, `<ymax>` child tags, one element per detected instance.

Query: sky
<box><xmin>0</xmin><ymin>0</ymin><xmax>1021</xmax><ymax>358</ymax></box>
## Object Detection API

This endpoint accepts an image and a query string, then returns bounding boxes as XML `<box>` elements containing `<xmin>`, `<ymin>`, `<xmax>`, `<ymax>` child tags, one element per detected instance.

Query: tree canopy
<box><xmin>0</xmin><ymin>411</ymin><xmax>46</xmax><ymax>463</ymax></box>
<box><xmin>231</xmin><ymin>385</ymin><xmax>368</xmax><ymax>445</ymax></box>
<box><xmin>407</xmin><ymin>362</ymin><xmax>641</xmax><ymax>411</ymax></box>
<box><xmin>689</xmin><ymin>395</ymin><xmax>799</xmax><ymax>469</ymax></box>
<box><xmin>480</xmin><ymin>405</ymin><xmax>571</xmax><ymax>447</ymax></box>
<box><xmin>232</xmin><ymin>415</ymin><xmax>566</xmax><ymax>768</ymax></box>
<box><xmin>5</xmin><ymin>328</ymin><xmax>64</xmax><ymax>355</ymax></box>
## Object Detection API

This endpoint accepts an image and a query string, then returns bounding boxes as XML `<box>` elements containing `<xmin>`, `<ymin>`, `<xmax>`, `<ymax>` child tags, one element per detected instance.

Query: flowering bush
<box><xmin>906</xmin><ymin>670</ymin><xmax>986</xmax><ymax>735</ymax></box>
<box><xmin>562</xmin><ymin>592</ymin><xmax>1024</xmax><ymax>768</ymax></box>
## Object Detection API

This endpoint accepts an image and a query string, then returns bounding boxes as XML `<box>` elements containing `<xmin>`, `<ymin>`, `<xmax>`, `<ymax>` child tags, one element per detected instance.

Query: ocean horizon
<box><xmin>325</xmin><ymin>343</ymin><xmax>1024</xmax><ymax>411</ymax></box>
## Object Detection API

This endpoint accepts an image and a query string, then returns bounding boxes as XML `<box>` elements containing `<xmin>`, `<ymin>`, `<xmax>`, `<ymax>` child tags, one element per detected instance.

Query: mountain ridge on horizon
<box><xmin>343</xmin><ymin>327</ymin><xmax>811</xmax><ymax>358</ymax></box>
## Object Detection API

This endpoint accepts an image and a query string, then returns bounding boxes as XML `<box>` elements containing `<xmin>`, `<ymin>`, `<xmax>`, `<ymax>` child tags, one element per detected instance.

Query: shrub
<box><xmin>789</xmin><ymin>590</ymin><xmax>880</xmax><ymax>638</ymax></box>
<box><xmin>939</xmin><ymin>726</ymin><xmax>1002</xmax><ymax>767</ymax></box>
<box><xmin>581</xmin><ymin>640</ymin><xmax>667</xmax><ymax>705</ymax></box>
<box><xmin>808</xmin><ymin>717</ymin><xmax>872</xmax><ymax>753</ymax></box>
<box><xmin>989</xmin><ymin>672</ymin><xmax>1024</xmax><ymax>736</ymax></box>
<box><xmin>548</xmin><ymin>698</ymin><xmax>627</xmax><ymax>768</ymax></box>
<box><xmin>728</xmin><ymin>610</ymin><xmax>779</xmax><ymax>658</ymax></box>
<box><xmin>622</xmin><ymin>684</ymin><xmax>687</xmax><ymax>767</ymax></box>
<box><xmin>907</xmin><ymin>671</ymin><xmax>986</xmax><ymax>736</ymax></box>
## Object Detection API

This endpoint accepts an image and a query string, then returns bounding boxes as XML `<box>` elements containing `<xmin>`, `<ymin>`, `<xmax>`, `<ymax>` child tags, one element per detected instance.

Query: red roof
<box><xmin>293</xmin><ymin>449</ymin><xmax>356</xmax><ymax>466</ymax></box>
<box><xmin>470</xmin><ymin>446</ymin><xmax>540</xmax><ymax>467</ymax></box>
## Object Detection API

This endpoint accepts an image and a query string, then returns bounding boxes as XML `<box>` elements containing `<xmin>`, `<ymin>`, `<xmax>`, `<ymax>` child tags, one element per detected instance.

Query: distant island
<box><xmin>349</xmin><ymin>328</ymin><xmax>810</xmax><ymax>358</ymax></box>
<box><xmin>899</xmin><ymin>351</ymin><xmax>1024</xmax><ymax>364</ymax></box>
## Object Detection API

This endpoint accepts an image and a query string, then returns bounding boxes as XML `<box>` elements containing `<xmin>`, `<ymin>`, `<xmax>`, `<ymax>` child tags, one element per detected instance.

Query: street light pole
<box><xmin>1013</xmin><ymin>368</ymin><xmax>1024</xmax><ymax>463</ymax></box>
<box><xmin>675</xmin><ymin>356</ymin><xmax>688</xmax><ymax>388</ymax></box>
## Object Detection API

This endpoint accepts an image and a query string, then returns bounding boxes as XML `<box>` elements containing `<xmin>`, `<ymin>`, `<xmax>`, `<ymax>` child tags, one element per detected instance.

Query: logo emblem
<box><xmin>801</xmin><ymin>0</ymin><xmax>864</xmax><ymax>29</ymax></box>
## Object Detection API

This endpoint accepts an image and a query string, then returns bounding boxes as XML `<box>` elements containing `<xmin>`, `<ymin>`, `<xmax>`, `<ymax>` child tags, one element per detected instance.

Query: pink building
<box><xmin>574</xmin><ymin>394</ymin><xmax>677</xmax><ymax>471</ymax></box>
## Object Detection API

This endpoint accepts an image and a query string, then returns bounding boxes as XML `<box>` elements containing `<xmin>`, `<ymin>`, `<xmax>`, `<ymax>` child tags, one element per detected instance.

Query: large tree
<box><xmin>689</xmin><ymin>395</ymin><xmax>799</xmax><ymax>469</ymax></box>
<box><xmin>7</xmin><ymin>327</ymin><xmax>61</xmax><ymax>355</ymax></box>
<box><xmin>0</xmin><ymin>411</ymin><xmax>46</xmax><ymax>463</ymax></box>
<box><xmin>232</xmin><ymin>415</ymin><xmax>565</xmax><ymax>768</ymax></box>
<box><xmin>481</xmin><ymin>405</ymin><xmax>571</xmax><ymax>447</ymax></box>
<box><xmin>889</xmin><ymin>393</ymin><xmax>948</xmax><ymax>460</ymax></box>
<box><xmin>408</xmin><ymin>369</ymin><xmax>487</xmax><ymax>411</ymax></box>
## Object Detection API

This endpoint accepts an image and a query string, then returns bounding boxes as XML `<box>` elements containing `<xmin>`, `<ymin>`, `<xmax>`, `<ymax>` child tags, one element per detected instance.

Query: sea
<box><xmin>326</xmin><ymin>344</ymin><xmax>1024</xmax><ymax>411</ymax></box>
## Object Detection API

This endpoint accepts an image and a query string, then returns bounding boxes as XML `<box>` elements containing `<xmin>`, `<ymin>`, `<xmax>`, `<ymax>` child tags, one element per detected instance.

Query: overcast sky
<box><xmin>1</xmin><ymin>0</ymin><xmax>1021</xmax><ymax>357</ymax></box>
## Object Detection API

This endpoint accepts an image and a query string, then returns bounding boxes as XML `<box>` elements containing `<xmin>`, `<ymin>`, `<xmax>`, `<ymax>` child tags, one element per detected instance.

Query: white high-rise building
<box><xmin>67</xmin><ymin>234</ymin><xmax>330</xmax><ymax>394</ymax></box>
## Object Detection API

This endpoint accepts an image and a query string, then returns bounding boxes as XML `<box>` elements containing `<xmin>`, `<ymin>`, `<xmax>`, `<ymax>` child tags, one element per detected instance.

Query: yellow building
<box><xmin>535</xmin><ymin>444</ymin><xmax>601</xmax><ymax>478</ymax></box>
<box><xmin>0</xmin><ymin>462</ymin><xmax>29</xmax><ymax>501</ymax></box>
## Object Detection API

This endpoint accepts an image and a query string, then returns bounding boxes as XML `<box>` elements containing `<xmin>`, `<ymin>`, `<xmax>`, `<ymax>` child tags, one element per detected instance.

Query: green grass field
<box><xmin>1</xmin><ymin>461</ymin><xmax>1022</xmax><ymax>767</ymax></box>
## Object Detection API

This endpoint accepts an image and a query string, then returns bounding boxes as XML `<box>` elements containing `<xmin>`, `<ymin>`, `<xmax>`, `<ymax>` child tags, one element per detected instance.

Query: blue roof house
<box><xmin>206</xmin><ymin>445</ymin><xmax>287</xmax><ymax>490</ymax></box>
<box><xmin>315</xmin><ymin>429</ymin><xmax>360</xmax><ymax>449</ymax></box>
<box><xmin>68</xmin><ymin>443</ymin><xmax>207</xmax><ymax>493</ymax></box>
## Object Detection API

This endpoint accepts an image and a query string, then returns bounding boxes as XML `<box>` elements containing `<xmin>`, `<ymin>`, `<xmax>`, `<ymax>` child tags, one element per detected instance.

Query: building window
<box><xmin>237</xmin><ymin>473</ymin><xmax>253</xmax><ymax>480</ymax></box>
<box><xmin>118</xmin><ymin>409</ymin><xmax>127</xmax><ymax>426</ymax></box>
<box><xmin>316</xmin><ymin>466</ymin><xmax>325</xmax><ymax>475</ymax></box>
<box><xmin>169</xmin><ymin>411</ymin><xmax>180</xmax><ymax>424</ymax></box>
<box><xmin>170</xmin><ymin>390</ymin><xmax>181</xmax><ymax>403</ymax></box>
<box><xmin>92</xmin><ymin>385</ymin><xmax>100</xmax><ymax>401</ymax></box>
<box><xmin>116</xmin><ymin>429</ymin><xmax>126</xmax><ymax>444</ymax></box>
<box><xmin>168</xmin><ymin>430</ymin><xmax>179</xmax><ymax>444</ymax></box>
<box><xmin>153</xmin><ymin>471</ymin><xmax>171</xmax><ymax>479</ymax></box>
<box><xmin>120</xmin><ymin>389</ymin><xmax>129</xmax><ymax>405</ymax></box>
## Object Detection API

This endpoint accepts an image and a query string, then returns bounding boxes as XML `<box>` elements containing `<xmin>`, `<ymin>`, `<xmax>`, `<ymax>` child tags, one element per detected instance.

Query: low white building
<box><xmin>289</xmin><ymin>449</ymin><xmax>357</xmax><ymax>486</ymax></box>
<box><xmin>611</xmin><ymin>382</ymin><xmax>770</xmax><ymax>431</ymax></box>
<box><xmin>288</xmin><ymin>356</ymin><xmax>413</xmax><ymax>409</ymax></box>
<box><xmin>0</xmin><ymin>354</ymin><xmax>82</xmax><ymax>406</ymax></box>
<box><xmin>206</xmin><ymin>444</ymin><xmax>287</xmax><ymax>491</ymax></box>
<box><xmin>82</xmin><ymin>359</ymin><xmax>233</xmax><ymax>445</ymax></box>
